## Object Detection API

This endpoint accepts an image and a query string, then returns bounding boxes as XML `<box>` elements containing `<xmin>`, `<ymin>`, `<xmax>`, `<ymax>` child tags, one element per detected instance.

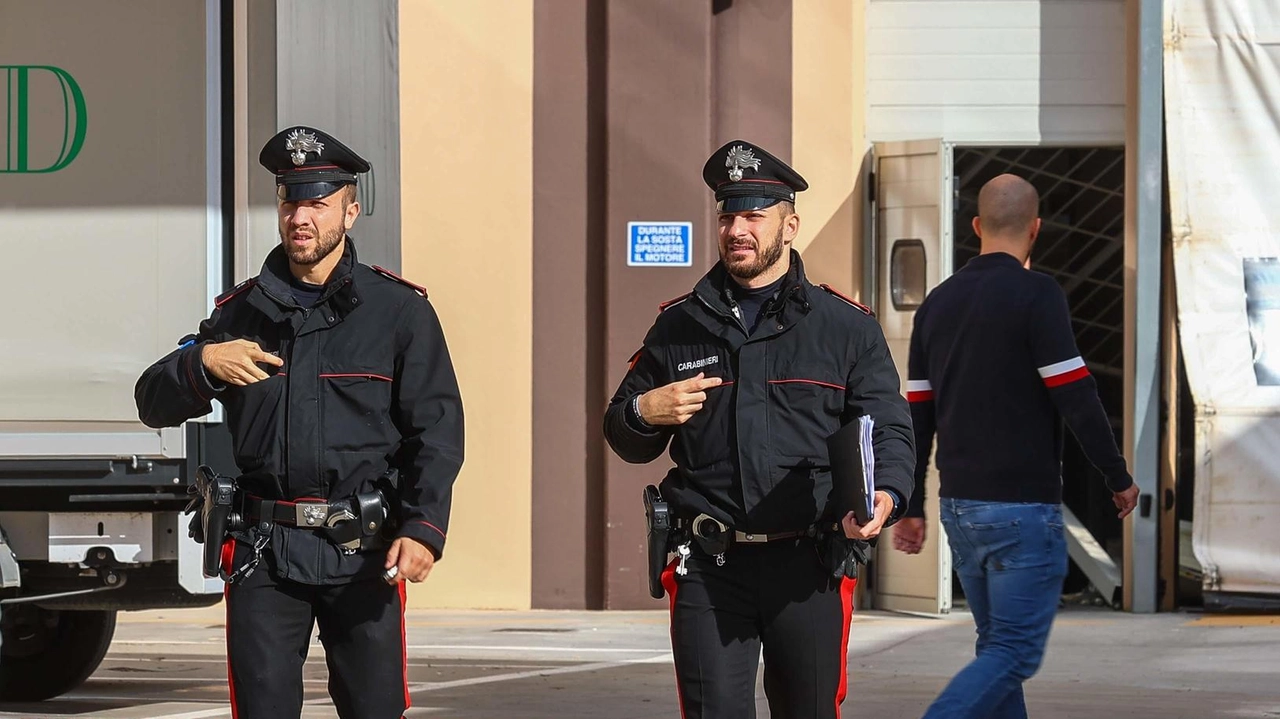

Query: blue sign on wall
<box><xmin>627</xmin><ymin>222</ymin><xmax>693</xmax><ymax>267</ymax></box>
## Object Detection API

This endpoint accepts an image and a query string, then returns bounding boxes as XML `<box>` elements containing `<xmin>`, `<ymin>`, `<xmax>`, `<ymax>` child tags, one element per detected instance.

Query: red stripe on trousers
<box><xmin>660</xmin><ymin>559</ymin><xmax>688</xmax><ymax>719</ymax></box>
<box><xmin>835</xmin><ymin>577</ymin><xmax>857</xmax><ymax>717</ymax></box>
<box><xmin>400</xmin><ymin>581</ymin><xmax>411</xmax><ymax>711</ymax></box>
<box><xmin>221</xmin><ymin>539</ymin><xmax>239</xmax><ymax>719</ymax></box>
<box><xmin>1043</xmin><ymin>366</ymin><xmax>1090</xmax><ymax>387</ymax></box>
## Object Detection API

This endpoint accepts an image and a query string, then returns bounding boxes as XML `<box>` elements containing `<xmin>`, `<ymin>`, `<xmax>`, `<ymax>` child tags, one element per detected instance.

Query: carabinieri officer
<box><xmin>604</xmin><ymin>139</ymin><xmax>915</xmax><ymax>719</ymax></box>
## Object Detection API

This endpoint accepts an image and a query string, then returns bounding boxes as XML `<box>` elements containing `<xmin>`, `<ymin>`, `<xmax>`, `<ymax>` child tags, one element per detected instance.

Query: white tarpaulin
<box><xmin>1164</xmin><ymin>0</ymin><xmax>1280</xmax><ymax>598</ymax></box>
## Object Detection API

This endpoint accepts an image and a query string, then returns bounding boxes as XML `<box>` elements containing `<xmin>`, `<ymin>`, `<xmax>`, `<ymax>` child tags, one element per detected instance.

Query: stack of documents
<box><xmin>858</xmin><ymin>415</ymin><xmax>875</xmax><ymax>521</ymax></box>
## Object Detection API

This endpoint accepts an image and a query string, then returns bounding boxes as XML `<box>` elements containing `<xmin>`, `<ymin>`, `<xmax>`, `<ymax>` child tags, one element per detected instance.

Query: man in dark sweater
<box><xmin>897</xmin><ymin>174</ymin><xmax>1138</xmax><ymax>719</ymax></box>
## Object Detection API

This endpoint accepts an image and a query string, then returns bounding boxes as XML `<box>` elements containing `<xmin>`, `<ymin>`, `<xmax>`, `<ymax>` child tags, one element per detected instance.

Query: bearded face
<box><xmin>717</xmin><ymin>206</ymin><xmax>790</xmax><ymax>281</ymax></box>
<box><xmin>277</xmin><ymin>189</ymin><xmax>352</xmax><ymax>267</ymax></box>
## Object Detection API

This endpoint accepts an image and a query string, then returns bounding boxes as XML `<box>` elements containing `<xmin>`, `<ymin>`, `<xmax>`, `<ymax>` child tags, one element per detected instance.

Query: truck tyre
<box><xmin>0</xmin><ymin>606</ymin><xmax>117</xmax><ymax>701</ymax></box>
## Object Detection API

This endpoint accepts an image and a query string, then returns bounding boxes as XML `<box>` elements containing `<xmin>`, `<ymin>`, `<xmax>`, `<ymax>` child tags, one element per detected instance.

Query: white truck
<box><xmin>0</xmin><ymin>1</ymin><xmax>229</xmax><ymax>700</ymax></box>
<box><xmin>0</xmin><ymin>0</ymin><xmax>402</xmax><ymax>699</ymax></box>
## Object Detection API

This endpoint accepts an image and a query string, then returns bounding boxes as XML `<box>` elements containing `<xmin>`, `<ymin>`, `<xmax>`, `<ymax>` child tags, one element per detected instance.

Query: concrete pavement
<box><xmin>1</xmin><ymin>604</ymin><xmax>1277</xmax><ymax>718</ymax></box>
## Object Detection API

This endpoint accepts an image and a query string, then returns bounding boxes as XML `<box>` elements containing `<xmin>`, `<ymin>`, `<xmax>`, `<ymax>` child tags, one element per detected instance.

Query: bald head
<box><xmin>976</xmin><ymin>174</ymin><xmax>1040</xmax><ymax>243</ymax></box>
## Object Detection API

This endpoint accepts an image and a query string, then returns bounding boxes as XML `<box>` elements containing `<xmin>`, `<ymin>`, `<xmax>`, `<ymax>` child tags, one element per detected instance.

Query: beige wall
<box><xmin>792</xmin><ymin>0</ymin><xmax>869</xmax><ymax>301</ymax></box>
<box><xmin>792</xmin><ymin>1</ymin><xmax>874</xmax><ymax>610</ymax></box>
<box><xmin>400</xmin><ymin>1</ymin><xmax>534</xmax><ymax>609</ymax></box>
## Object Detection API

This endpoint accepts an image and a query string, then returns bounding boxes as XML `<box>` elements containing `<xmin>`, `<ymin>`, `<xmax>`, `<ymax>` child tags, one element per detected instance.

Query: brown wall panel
<box><xmin>603</xmin><ymin>0</ymin><xmax>715</xmax><ymax>608</ymax></box>
<box><xmin>601</xmin><ymin>0</ymin><xmax>793</xmax><ymax>609</ymax></box>
<box><xmin>531</xmin><ymin>0</ymin><xmax>607</xmax><ymax>609</ymax></box>
<box><xmin>713</xmin><ymin>0</ymin><xmax>792</xmax><ymax>157</ymax></box>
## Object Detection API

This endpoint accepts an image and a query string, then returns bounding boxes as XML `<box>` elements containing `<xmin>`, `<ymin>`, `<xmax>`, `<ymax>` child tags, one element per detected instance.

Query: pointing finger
<box><xmin>694</xmin><ymin>376</ymin><xmax>724</xmax><ymax>390</ymax></box>
<box><xmin>251</xmin><ymin>348</ymin><xmax>285</xmax><ymax>366</ymax></box>
<box><xmin>675</xmin><ymin>372</ymin><xmax>706</xmax><ymax>390</ymax></box>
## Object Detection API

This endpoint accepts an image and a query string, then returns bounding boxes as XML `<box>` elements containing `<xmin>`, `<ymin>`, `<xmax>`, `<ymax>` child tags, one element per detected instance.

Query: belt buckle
<box><xmin>295</xmin><ymin>502</ymin><xmax>330</xmax><ymax>527</ymax></box>
<box><xmin>734</xmin><ymin>531</ymin><xmax>768</xmax><ymax>544</ymax></box>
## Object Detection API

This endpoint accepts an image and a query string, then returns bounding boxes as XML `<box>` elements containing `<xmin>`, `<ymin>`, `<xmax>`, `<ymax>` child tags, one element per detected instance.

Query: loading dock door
<box><xmin>870</xmin><ymin>140</ymin><xmax>952</xmax><ymax>615</ymax></box>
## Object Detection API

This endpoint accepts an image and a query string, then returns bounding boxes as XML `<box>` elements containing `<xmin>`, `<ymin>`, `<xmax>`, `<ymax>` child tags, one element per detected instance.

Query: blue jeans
<box><xmin>921</xmin><ymin>499</ymin><xmax>1068</xmax><ymax>719</ymax></box>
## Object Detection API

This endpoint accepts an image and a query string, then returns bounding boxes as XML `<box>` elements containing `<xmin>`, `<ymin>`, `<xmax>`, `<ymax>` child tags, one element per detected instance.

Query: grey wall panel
<box><xmin>242</xmin><ymin>0</ymin><xmax>280</xmax><ymax>279</ymax></box>
<box><xmin>276</xmin><ymin>0</ymin><xmax>401</xmax><ymax>271</ymax></box>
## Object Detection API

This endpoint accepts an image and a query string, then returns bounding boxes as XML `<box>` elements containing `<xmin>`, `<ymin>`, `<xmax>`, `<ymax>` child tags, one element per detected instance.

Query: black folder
<box><xmin>827</xmin><ymin>415</ymin><xmax>876</xmax><ymax>525</ymax></box>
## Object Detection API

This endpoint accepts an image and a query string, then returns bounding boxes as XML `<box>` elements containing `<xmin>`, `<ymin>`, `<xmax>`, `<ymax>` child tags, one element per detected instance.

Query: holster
<box><xmin>643</xmin><ymin>485</ymin><xmax>672</xmax><ymax>599</ymax></box>
<box><xmin>186</xmin><ymin>465</ymin><xmax>244</xmax><ymax>578</ymax></box>
<box><xmin>320</xmin><ymin>468</ymin><xmax>401</xmax><ymax>554</ymax></box>
<box><xmin>818</xmin><ymin>531</ymin><xmax>872</xmax><ymax>581</ymax></box>
<box><xmin>689</xmin><ymin>514</ymin><xmax>730</xmax><ymax>556</ymax></box>
<box><xmin>320</xmin><ymin>490</ymin><xmax>390</xmax><ymax>554</ymax></box>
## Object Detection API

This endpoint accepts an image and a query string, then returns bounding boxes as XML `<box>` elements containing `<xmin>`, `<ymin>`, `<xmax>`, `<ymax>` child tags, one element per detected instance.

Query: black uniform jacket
<box><xmin>136</xmin><ymin>240</ymin><xmax>464</xmax><ymax>584</ymax></box>
<box><xmin>604</xmin><ymin>252</ymin><xmax>914</xmax><ymax>533</ymax></box>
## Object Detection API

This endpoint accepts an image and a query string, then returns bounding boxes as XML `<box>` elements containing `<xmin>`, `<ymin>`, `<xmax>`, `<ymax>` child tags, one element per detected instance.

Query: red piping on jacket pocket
<box><xmin>768</xmin><ymin>379</ymin><xmax>844</xmax><ymax>391</ymax></box>
<box><xmin>319</xmin><ymin>373</ymin><xmax>393</xmax><ymax>382</ymax></box>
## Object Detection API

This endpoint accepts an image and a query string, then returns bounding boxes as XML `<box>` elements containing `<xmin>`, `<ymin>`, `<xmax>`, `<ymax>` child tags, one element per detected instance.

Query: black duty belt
<box><xmin>242</xmin><ymin>492</ymin><xmax>393</xmax><ymax>555</ymax></box>
<box><xmin>731</xmin><ymin>528</ymin><xmax>808</xmax><ymax>543</ymax></box>
<box><xmin>684</xmin><ymin>513</ymin><xmax>838</xmax><ymax>557</ymax></box>
<box><xmin>685</xmin><ymin>513</ymin><xmax>835</xmax><ymax>542</ymax></box>
<box><xmin>244</xmin><ymin>496</ymin><xmax>355</xmax><ymax>529</ymax></box>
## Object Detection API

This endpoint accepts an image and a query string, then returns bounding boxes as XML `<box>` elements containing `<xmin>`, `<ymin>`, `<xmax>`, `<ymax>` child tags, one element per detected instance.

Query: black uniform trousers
<box><xmin>660</xmin><ymin>537</ymin><xmax>857</xmax><ymax>719</ymax></box>
<box><xmin>221</xmin><ymin>540</ymin><xmax>409</xmax><ymax>719</ymax></box>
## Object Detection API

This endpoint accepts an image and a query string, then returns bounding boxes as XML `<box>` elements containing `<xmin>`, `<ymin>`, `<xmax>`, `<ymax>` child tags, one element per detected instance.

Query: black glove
<box><xmin>187</xmin><ymin>511</ymin><xmax>205</xmax><ymax>544</ymax></box>
<box><xmin>183</xmin><ymin>485</ymin><xmax>206</xmax><ymax>543</ymax></box>
<box><xmin>819</xmin><ymin>532</ymin><xmax>871</xmax><ymax>580</ymax></box>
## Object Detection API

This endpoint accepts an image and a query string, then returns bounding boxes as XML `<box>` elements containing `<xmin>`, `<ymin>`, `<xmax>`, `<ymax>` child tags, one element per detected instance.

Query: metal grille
<box><xmin>952</xmin><ymin>147</ymin><xmax>1126</xmax><ymax>412</ymax></box>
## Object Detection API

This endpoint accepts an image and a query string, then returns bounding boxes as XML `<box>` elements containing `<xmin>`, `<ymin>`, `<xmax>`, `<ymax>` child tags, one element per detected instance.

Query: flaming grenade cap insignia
<box><xmin>285</xmin><ymin>128</ymin><xmax>325</xmax><ymax>167</ymax></box>
<box><xmin>725</xmin><ymin>144</ymin><xmax>761</xmax><ymax>182</ymax></box>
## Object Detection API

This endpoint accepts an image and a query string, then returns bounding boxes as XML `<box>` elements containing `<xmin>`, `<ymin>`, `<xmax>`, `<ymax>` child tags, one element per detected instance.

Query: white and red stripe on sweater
<box><xmin>1038</xmin><ymin>357</ymin><xmax>1090</xmax><ymax>387</ymax></box>
<box><xmin>909</xmin><ymin>358</ymin><xmax>1087</xmax><ymax>402</ymax></box>
<box><xmin>906</xmin><ymin>379</ymin><xmax>934</xmax><ymax>403</ymax></box>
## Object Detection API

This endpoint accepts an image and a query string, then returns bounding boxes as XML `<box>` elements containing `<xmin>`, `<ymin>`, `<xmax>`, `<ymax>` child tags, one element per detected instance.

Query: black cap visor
<box><xmin>717</xmin><ymin>196</ymin><xmax>783</xmax><ymax>213</ymax></box>
<box><xmin>276</xmin><ymin>180</ymin><xmax>355</xmax><ymax>203</ymax></box>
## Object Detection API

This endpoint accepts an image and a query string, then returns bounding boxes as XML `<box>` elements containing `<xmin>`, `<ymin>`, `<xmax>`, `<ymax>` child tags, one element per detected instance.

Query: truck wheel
<box><xmin>0</xmin><ymin>606</ymin><xmax>117</xmax><ymax>701</ymax></box>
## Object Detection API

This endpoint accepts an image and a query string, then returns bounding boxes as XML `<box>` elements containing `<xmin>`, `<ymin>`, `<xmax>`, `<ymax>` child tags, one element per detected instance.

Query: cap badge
<box><xmin>285</xmin><ymin>128</ymin><xmax>325</xmax><ymax>167</ymax></box>
<box><xmin>725</xmin><ymin>144</ymin><xmax>761</xmax><ymax>182</ymax></box>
